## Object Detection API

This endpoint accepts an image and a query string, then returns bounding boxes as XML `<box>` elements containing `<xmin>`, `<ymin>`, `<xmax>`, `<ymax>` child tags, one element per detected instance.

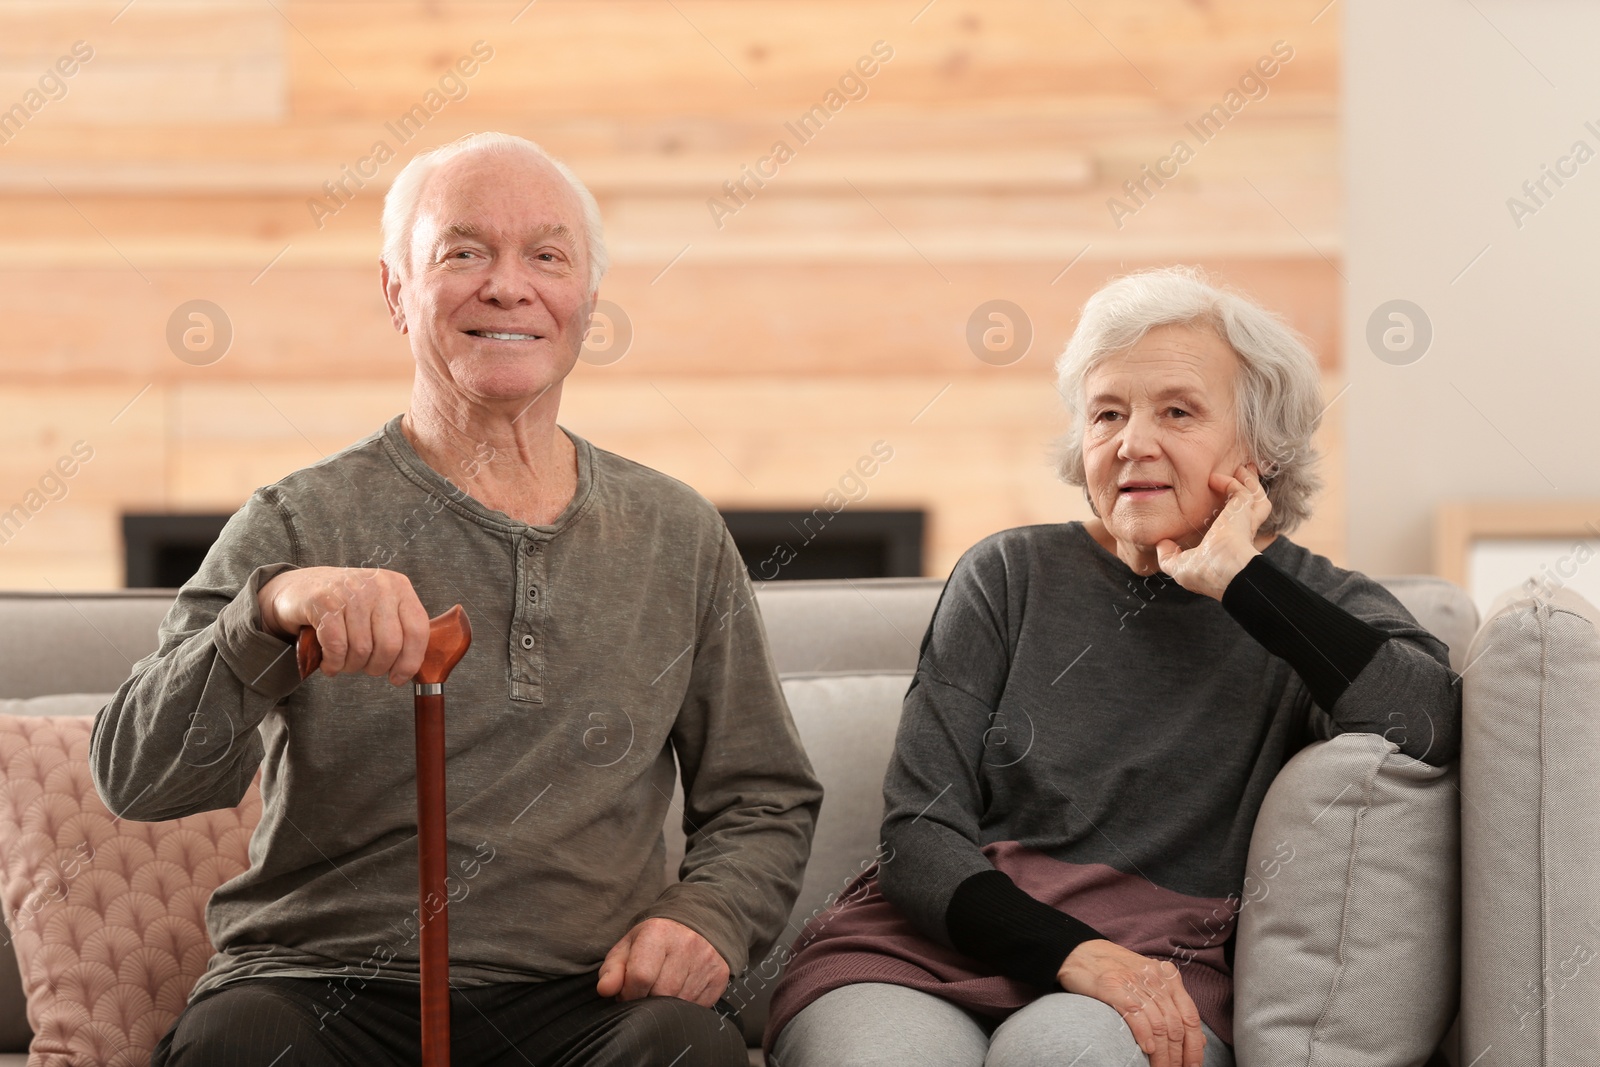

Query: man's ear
<box><xmin>379</xmin><ymin>259</ymin><xmax>407</xmax><ymax>334</ymax></box>
<box><xmin>572</xmin><ymin>288</ymin><xmax>600</xmax><ymax>346</ymax></box>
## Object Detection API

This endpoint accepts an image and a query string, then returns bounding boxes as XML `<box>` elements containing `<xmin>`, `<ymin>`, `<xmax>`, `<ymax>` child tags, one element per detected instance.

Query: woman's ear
<box><xmin>1254</xmin><ymin>456</ymin><xmax>1278</xmax><ymax>488</ymax></box>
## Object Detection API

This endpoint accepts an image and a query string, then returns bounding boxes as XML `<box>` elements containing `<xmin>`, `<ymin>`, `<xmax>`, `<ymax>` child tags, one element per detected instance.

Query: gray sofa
<box><xmin>0</xmin><ymin>571</ymin><xmax>1560</xmax><ymax>1066</ymax></box>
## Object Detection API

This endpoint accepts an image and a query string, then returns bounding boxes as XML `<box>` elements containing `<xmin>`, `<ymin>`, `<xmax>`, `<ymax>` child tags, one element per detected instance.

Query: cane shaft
<box><xmin>295</xmin><ymin>604</ymin><xmax>470</xmax><ymax>1067</ymax></box>
<box><xmin>415</xmin><ymin>691</ymin><xmax>450</xmax><ymax>1067</ymax></box>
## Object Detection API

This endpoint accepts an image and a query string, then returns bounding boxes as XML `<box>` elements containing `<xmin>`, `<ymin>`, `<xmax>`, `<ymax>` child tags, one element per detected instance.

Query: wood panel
<box><xmin>0</xmin><ymin>109</ymin><xmax>1336</xmax><ymax>252</ymax></box>
<box><xmin>0</xmin><ymin>0</ymin><xmax>1337</xmax><ymax>265</ymax></box>
<box><xmin>0</xmin><ymin>258</ymin><xmax>1340</xmax><ymax>384</ymax></box>
<box><xmin>0</xmin><ymin>5</ymin><xmax>284</xmax><ymax>123</ymax></box>
<box><xmin>0</xmin><ymin>384</ymin><xmax>167</xmax><ymax>590</ymax></box>
<box><xmin>0</xmin><ymin>111</ymin><xmax>1330</xmax><ymax>172</ymax></box>
<box><xmin>280</xmin><ymin>1</ymin><xmax>1334</xmax><ymax>116</ymax></box>
<box><xmin>4</xmin><ymin>1</ymin><xmax>1335</xmax><ymax>112</ymax></box>
<box><xmin>0</xmin><ymin>371</ymin><xmax>1346</xmax><ymax>588</ymax></box>
<box><xmin>0</xmin><ymin>0</ymin><xmax>1345</xmax><ymax>590</ymax></box>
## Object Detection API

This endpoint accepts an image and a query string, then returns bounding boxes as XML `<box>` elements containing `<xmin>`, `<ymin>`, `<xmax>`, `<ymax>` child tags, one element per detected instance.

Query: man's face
<box><xmin>1081</xmin><ymin>322</ymin><xmax>1252</xmax><ymax>552</ymax></box>
<box><xmin>384</xmin><ymin>151</ymin><xmax>595</xmax><ymax>407</ymax></box>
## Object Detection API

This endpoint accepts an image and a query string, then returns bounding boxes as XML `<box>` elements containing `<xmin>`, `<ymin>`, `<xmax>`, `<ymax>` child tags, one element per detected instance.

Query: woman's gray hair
<box><xmin>1052</xmin><ymin>265</ymin><xmax>1324</xmax><ymax>536</ymax></box>
<box><xmin>381</xmin><ymin>131</ymin><xmax>609</xmax><ymax>293</ymax></box>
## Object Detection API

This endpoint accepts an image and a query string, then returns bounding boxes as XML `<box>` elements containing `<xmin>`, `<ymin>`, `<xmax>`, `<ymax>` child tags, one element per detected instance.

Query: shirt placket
<box><xmin>511</xmin><ymin>535</ymin><xmax>547</xmax><ymax>703</ymax></box>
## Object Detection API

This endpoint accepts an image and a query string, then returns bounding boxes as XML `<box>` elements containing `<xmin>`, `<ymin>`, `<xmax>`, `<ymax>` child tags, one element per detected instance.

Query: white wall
<box><xmin>1346</xmin><ymin>0</ymin><xmax>1600</xmax><ymax>577</ymax></box>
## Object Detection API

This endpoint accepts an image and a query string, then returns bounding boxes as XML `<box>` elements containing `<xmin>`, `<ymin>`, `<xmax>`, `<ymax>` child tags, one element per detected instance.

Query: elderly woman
<box><xmin>763</xmin><ymin>267</ymin><xmax>1459</xmax><ymax>1067</ymax></box>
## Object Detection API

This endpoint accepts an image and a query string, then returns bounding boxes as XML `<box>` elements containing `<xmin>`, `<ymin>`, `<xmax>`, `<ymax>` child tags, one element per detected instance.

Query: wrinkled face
<box><xmin>1081</xmin><ymin>323</ymin><xmax>1253</xmax><ymax>551</ymax></box>
<box><xmin>385</xmin><ymin>150</ymin><xmax>594</xmax><ymax>405</ymax></box>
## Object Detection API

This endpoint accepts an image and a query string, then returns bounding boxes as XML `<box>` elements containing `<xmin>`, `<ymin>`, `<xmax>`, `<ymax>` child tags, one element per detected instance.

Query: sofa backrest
<box><xmin>0</xmin><ymin>573</ymin><xmax>1478</xmax><ymax>1051</ymax></box>
<box><xmin>0</xmin><ymin>591</ymin><xmax>175</xmax><ymax>700</ymax></box>
<box><xmin>1459</xmin><ymin>584</ymin><xmax>1600</xmax><ymax>1065</ymax></box>
<box><xmin>0</xmin><ymin>574</ymin><xmax>1481</xmax><ymax>702</ymax></box>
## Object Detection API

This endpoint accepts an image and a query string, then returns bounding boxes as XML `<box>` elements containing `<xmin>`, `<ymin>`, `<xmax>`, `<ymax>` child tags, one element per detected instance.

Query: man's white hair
<box><xmin>380</xmin><ymin>131</ymin><xmax>609</xmax><ymax>293</ymax></box>
<box><xmin>1052</xmin><ymin>265</ymin><xmax>1325</xmax><ymax>537</ymax></box>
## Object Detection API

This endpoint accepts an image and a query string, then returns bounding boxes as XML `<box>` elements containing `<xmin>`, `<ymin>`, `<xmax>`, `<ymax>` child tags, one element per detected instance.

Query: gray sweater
<box><xmin>90</xmin><ymin>415</ymin><xmax>823</xmax><ymax>1002</ymax></box>
<box><xmin>854</xmin><ymin>522</ymin><xmax>1459</xmax><ymax>1044</ymax></box>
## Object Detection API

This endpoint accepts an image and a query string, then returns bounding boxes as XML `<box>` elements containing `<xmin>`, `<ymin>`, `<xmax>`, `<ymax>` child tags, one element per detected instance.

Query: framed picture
<box><xmin>1435</xmin><ymin>501</ymin><xmax>1600</xmax><ymax>619</ymax></box>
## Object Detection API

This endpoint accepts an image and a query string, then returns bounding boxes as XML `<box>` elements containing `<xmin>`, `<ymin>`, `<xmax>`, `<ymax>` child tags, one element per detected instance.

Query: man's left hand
<box><xmin>1155</xmin><ymin>463</ymin><xmax>1272</xmax><ymax>601</ymax></box>
<box><xmin>596</xmin><ymin>917</ymin><xmax>730</xmax><ymax>1007</ymax></box>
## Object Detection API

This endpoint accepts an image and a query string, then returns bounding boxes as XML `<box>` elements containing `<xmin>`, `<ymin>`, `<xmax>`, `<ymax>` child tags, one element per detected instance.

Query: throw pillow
<box><xmin>0</xmin><ymin>708</ymin><xmax>260</xmax><ymax>1067</ymax></box>
<box><xmin>1234</xmin><ymin>731</ymin><xmax>1458</xmax><ymax>1067</ymax></box>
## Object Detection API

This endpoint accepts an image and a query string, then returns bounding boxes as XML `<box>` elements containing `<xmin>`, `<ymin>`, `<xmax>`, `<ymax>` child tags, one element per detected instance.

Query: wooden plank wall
<box><xmin>0</xmin><ymin>0</ymin><xmax>1342</xmax><ymax>588</ymax></box>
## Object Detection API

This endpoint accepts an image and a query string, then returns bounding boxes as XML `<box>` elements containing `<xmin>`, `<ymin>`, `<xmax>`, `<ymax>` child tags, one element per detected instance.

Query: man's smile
<box><xmin>466</xmin><ymin>329</ymin><xmax>544</xmax><ymax>341</ymax></box>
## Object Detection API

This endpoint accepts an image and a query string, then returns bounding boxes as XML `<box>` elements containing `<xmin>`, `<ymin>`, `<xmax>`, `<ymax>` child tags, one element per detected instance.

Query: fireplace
<box><xmin>719</xmin><ymin>509</ymin><xmax>924</xmax><ymax>581</ymax></box>
<box><xmin>123</xmin><ymin>508</ymin><xmax>926</xmax><ymax>588</ymax></box>
<box><xmin>122</xmin><ymin>514</ymin><xmax>234</xmax><ymax>589</ymax></box>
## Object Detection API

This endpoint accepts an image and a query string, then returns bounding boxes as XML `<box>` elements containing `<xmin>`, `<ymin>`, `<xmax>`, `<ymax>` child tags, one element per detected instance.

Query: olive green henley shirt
<box><xmin>89</xmin><ymin>414</ymin><xmax>823</xmax><ymax>1004</ymax></box>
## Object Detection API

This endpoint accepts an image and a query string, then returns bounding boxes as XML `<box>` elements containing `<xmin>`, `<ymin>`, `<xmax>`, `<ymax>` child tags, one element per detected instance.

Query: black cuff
<box><xmin>945</xmin><ymin>869</ymin><xmax>1105</xmax><ymax>991</ymax></box>
<box><xmin>1222</xmin><ymin>553</ymin><xmax>1389</xmax><ymax>712</ymax></box>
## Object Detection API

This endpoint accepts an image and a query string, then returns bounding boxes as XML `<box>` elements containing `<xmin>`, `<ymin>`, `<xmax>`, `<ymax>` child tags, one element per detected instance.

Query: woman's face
<box><xmin>1081</xmin><ymin>323</ymin><xmax>1253</xmax><ymax>553</ymax></box>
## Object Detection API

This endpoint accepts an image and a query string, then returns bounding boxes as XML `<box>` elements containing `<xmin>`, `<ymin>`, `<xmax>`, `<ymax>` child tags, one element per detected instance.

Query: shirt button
<box><xmin>520</xmin><ymin>634</ymin><xmax>535</xmax><ymax>650</ymax></box>
<box><xmin>527</xmin><ymin>587</ymin><xmax>539</xmax><ymax>603</ymax></box>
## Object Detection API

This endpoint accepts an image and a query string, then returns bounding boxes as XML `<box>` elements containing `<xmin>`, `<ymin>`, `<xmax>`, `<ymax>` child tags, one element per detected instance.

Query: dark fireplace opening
<box><xmin>123</xmin><ymin>508</ymin><xmax>926</xmax><ymax>588</ymax></box>
<box><xmin>123</xmin><ymin>514</ymin><xmax>233</xmax><ymax>589</ymax></box>
<box><xmin>720</xmin><ymin>510</ymin><xmax>924</xmax><ymax>582</ymax></box>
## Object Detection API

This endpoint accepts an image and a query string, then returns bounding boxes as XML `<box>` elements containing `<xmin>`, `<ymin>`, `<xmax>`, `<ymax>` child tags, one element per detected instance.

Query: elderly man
<box><xmin>91</xmin><ymin>131</ymin><xmax>822</xmax><ymax>1067</ymax></box>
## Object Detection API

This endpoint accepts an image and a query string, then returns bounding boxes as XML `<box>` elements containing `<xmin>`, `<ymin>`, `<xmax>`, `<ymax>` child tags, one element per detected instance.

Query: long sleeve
<box><xmin>1222</xmin><ymin>552</ymin><xmax>1461</xmax><ymax>766</ymax></box>
<box><xmin>90</xmin><ymin>488</ymin><xmax>303</xmax><ymax>820</ymax></box>
<box><xmin>643</xmin><ymin>528</ymin><xmax>824</xmax><ymax>977</ymax></box>
<box><xmin>946</xmin><ymin>869</ymin><xmax>1106</xmax><ymax>989</ymax></box>
<box><xmin>876</xmin><ymin>546</ymin><xmax>1013</xmax><ymax>940</ymax></box>
<box><xmin>876</xmin><ymin>543</ymin><xmax>1104</xmax><ymax>987</ymax></box>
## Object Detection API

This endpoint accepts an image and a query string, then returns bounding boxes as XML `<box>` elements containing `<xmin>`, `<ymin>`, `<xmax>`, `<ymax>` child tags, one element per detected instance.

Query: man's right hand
<box><xmin>259</xmin><ymin>567</ymin><xmax>432</xmax><ymax>686</ymax></box>
<box><xmin>1057</xmin><ymin>938</ymin><xmax>1206</xmax><ymax>1067</ymax></box>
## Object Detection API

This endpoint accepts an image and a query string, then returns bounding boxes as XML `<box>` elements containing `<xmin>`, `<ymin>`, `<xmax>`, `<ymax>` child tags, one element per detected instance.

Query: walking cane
<box><xmin>296</xmin><ymin>604</ymin><xmax>472</xmax><ymax>1067</ymax></box>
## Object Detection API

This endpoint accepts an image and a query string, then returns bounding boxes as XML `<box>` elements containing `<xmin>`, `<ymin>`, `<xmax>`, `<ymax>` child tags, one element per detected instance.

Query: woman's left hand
<box><xmin>1155</xmin><ymin>463</ymin><xmax>1272</xmax><ymax>602</ymax></box>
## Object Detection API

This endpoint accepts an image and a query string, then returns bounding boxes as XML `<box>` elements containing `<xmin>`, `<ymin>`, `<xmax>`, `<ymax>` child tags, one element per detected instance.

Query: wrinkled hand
<box><xmin>596</xmin><ymin>917</ymin><xmax>730</xmax><ymax>1008</ymax></box>
<box><xmin>1058</xmin><ymin>939</ymin><xmax>1206</xmax><ymax>1067</ymax></box>
<box><xmin>258</xmin><ymin>566</ymin><xmax>432</xmax><ymax>686</ymax></box>
<box><xmin>1155</xmin><ymin>463</ymin><xmax>1272</xmax><ymax>601</ymax></box>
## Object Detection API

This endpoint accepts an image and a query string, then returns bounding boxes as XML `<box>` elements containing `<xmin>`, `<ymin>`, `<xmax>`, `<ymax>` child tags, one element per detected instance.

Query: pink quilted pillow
<box><xmin>0</xmin><ymin>715</ymin><xmax>261</xmax><ymax>1067</ymax></box>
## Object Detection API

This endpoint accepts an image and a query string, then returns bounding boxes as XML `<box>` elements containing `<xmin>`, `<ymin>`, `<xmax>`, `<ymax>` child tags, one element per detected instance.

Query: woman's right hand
<box><xmin>1057</xmin><ymin>939</ymin><xmax>1206</xmax><ymax>1067</ymax></box>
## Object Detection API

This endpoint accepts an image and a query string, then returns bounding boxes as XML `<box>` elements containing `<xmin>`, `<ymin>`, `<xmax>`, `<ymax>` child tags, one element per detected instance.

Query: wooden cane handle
<box><xmin>416</xmin><ymin>605</ymin><xmax>471</xmax><ymax>685</ymax></box>
<box><xmin>296</xmin><ymin>604</ymin><xmax>473</xmax><ymax>683</ymax></box>
<box><xmin>295</xmin><ymin>624</ymin><xmax>320</xmax><ymax>680</ymax></box>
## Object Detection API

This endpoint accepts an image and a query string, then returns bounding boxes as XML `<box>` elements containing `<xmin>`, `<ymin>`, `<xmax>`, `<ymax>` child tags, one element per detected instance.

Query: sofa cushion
<box><xmin>1234</xmin><ymin>731</ymin><xmax>1459</xmax><ymax>1066</ymax></box>
<box><xmin>751</xmin><ymin>580</ymin><xmax>943</xmax><ymax>675</ymax></box>
<box><xmin>1460</xmin><ymin>586</ymin><xmax>1600</xmax><ymax>1066</ymax></box>
<box><xmin>664</xmin><ymin>670</ymin><xmax>911</xmax><ymax>1047</ymax></box>
<box><xmin>0</xmin><ymin>701</ymin><xmax>260</xmax><ymax>1067</ymax></box>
